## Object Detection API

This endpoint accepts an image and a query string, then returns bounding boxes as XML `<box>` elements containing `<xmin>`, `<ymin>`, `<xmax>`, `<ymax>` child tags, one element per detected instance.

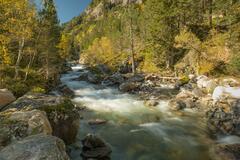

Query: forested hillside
<box><xmin>0</xmin><ymin>0</ymin><xmax>63</xmax><ymax>96</ymax></box>
<box><xmin>62</xmin><ymin>0</ymin><xmax>240</xmax><ymax>76</ymax></box>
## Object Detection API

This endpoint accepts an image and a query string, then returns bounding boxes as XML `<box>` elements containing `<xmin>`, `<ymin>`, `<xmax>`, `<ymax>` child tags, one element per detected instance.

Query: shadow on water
<box><xmin>61</xmin><ymin>64</ymin><xmax>215</xmax><ymax>160</ymax></box>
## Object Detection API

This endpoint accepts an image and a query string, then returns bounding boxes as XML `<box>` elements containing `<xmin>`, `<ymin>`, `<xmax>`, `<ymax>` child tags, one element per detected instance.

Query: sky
<box><xmin>36</xmin><ymin>0</ymin><xmax>92</xmax><ymax>23</ymax></box>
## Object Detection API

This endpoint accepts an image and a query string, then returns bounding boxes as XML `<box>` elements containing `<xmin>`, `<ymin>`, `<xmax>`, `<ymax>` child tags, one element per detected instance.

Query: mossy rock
<box><xmin>41</xmin><ymin>99</ymin><xmax>75</xmax><ymax>114</ymax></box>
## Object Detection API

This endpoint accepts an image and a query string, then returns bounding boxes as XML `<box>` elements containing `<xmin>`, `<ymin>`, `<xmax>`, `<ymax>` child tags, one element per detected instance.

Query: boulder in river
<box><xmin>119</xmin><ymin>82</ymin><xmax>140</xmax><ymax>92</ymax></box>
<box><xmin>206</xmin><ymin>99</ymin><xmax>240</xmax><ymax>135</ymax></box>
<box><xmin>76</xmin><ymin>72</ymin><xmax>89</xmax><ymax>81</ymax></box>
<box><xmin>102</xmin><ymin>73</ymin><xmax>125</xmax><ymax>86</ymax></box>
<box><xmin>212</xmin><ymin>86</ymin><xmax>240</xmax><ymax>102</ymax></box>
<box><xmin>0</xmin><ymin>134</ymin><xmax>70</xmax><ymax>160</ymax></box>
<box><xmin>0</xmin><ymin>89</ymin><xmax>16</xmax><ymax>110</ymax></box>
<box><xmin>81</xmin><ymin>134</ymin><xmax>112</xmax><ymax>160</ymax></box>
<box><xmin>87</xmin><ymin>72</ymin><xmax>102</xmax><ymax>84</ymax></box>
<box><xmin>42</xmin><ymin>99</ymin><xmax>80</xmax><ymax>145</ymax></box>
<box><xmin>169</xmin><ymin>99</ymin><xmax>187</xmax><ymax>111</ymax></box>
<box><xmin>57</xmin><ymin>84</ymin><xmax>75</xmax><ymax>98</ymax></box>
<box><xmin>196</xmin><ymin>75</ymin><xmax>217</xmax><ymax>93</ymax></box>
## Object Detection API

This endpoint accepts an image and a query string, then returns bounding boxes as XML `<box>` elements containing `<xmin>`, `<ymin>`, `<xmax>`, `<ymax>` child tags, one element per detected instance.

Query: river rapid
<box><xmin>60</xmin><ymin>64</ymin><xmax>227</xmax><ymax>160</ymax></box>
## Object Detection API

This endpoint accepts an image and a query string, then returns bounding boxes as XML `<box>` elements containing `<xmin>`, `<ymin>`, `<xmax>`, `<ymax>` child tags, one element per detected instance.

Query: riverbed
<box><xmin>61</xmin><ymin>64</ymin><xmax>217</xmax><ymax>160</ymax></box>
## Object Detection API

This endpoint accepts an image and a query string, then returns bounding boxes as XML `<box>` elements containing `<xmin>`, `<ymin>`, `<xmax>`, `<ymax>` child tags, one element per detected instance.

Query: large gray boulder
<box><xmin>5</xmin><ymin>93</ymin><xmax>64</xmax><ymax>110</ymax></box>
<box><xmin>0</xmin><ymin>109</ymin><xmax>52</xmax><ymax>149</ymax></box>
<box><xmin>0</xmin><ymin>134</ymin><xmax>70</xmax><ymax>160</ymax></box>
<box><xmin>0</xmin><ymin>89</ymin><xmax>16</xmax><ymax>110</ymax></box>
<box><xmin>5</xmin><ymin>93</ymin><xmax>80</xmax><ymax>145</ymax></box>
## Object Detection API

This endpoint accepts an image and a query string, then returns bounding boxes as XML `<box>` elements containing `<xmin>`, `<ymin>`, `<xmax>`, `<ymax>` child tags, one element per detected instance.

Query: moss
<box><xmin>179</xmin><ymin>76</ymin><xmax>190</xmax><ymax>85</ymax></box>
<box><xmin>41</xmin><ymin>99</ymin><xmax>74</xmax><ymax>114</ymax></box>
<box><xmin>31</xmin><ymin>86</ymin><xmax>46</xmax><ymax>94</ymax></box>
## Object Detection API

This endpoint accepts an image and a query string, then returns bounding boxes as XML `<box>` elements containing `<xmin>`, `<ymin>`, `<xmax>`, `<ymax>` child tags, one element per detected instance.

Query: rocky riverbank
<box><xmin>72</xmin><ymin>64</ymin><xmax>240</xmax><ymax>160</ymax></box>
<box><xmin>0</xmin><ymin>89</ymin><xmax>81</xmax><ymax>159</ymax></box>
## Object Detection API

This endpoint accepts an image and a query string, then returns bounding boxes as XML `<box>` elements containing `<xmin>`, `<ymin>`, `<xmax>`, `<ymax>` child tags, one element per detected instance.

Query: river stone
<box><xmin>144</xmin><ymin>100</ymin><xmax>159</xmax><ymax>107</ymax></box>
<box><xmin>57</xmin><ymin>84</ymin><xmax>74</xmax><ymax>98</ymax></box>
<box><xmin>96</xmin><ymin>64</ymin><xmax>111</xmax><ymax>75</ymax></box>
<box><xmin>76</xmin><ymin>72</ymin><xmax>89</xmax><ymax>81</ymax></box>
<box><xmin>87</xmin><ymin>72</ymin><xmax>101</xmax><ymax>84</ymax></box>
<box><xmin>43</xmin><ymin>99</ymin><xmax>80</xmax><ymax>145</ymax></box>
<box><xmin>0</xmin><ymin>109</ymin><xmax>52</xmax><ymax>148</ymax></box>
<box><xmin>102</xmin><ymin>73</ymin><xmax>125</xmax><ymax>86</ymax></box>
<box><xmin>61</xmin><ymin>65</ymin><xmax>72</xmax><ymax>74</ymax></box>
<box><xmin>8</xmin><ymin>109</ymin><xmax>52</xmax><ymax>135</ymax></box>
<box><xmin>88</xmin><ymin>119</ymin><xmax>108</xmax><ymax>125</ymax></box>
<box><xmin>119</xmin><ymin>82</ymin><xmax>140</xmax><ymax>92</ymax></box>
<box><xmin>0</xmin><ymin>134</ymin><xmax>70</xmax><ymax>160</ymax></box>
<box><xmin>213</xmin><ymin>144</ymin><xmax>240</xmax><ymax>160</ymax></box>
<box><xmin>81</xmin><ymin>134</ymin><xmax>112</xmax><ymax>160</ymax></box>
<box><xmin>169</xmin><ymin>99</ymin><xmax>186</xmax><ymax>111</ymax></box>
<box><xmin>0</xmin><ymin>127</ymin><xmax>11</xmax><ymax>149</ymax></box>
<box><xmin>5</xmin><ymin>93</ymin><xmax>80</xmax><ymax>145</ymax></box>
<box><xmin>206</xmin><ymin>100</ymin><xmax>240</xmax><ymax>135</ymax></box>
<box><xmin>5</xmin><ymin>93</ymin><xmax>65</xmax><ymax>110</ymax></box>
<box><xmin>0</xmin><ymin>89</ymin><xmax>16</xmax><ymax>110</ymax></box>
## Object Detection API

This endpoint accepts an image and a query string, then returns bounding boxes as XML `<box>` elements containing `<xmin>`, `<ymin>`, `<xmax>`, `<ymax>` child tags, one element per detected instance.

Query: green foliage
<box><xmin>31</xmin><ymin>87</ymin><xmax>46</xmax><ymax>94</ymax></box>
<box><xmin>42</xmin><ymin>99</ymin><xmax>74</xmax><ymax>114</ymax></box>
<box><xmin>0</xmin><ymin>0</ymin><xmax>63</xmax><ymax>96</ymax></box>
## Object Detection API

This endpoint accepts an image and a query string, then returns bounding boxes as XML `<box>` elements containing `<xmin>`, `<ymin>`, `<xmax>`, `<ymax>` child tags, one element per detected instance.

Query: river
<box><xmin>61</xmin><ymin>64</ymin><xmax>217</xmax><ymax>160</ymax></box>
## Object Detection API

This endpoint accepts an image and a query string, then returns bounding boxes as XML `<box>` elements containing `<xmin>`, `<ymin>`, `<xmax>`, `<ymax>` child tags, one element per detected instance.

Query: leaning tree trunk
<box><xmin>14</xmin><ymin>37</ymin><xmax>25</xmax><ymax>80</ymax></box>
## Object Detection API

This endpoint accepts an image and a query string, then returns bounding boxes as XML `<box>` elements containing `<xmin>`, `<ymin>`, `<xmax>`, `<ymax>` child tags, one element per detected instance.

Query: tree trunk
<box><xmin>24</xmin><ymin>30</ymin><xmax>42</xmax><ymax>81</ymax></box>
<box><xmin>24</xmin><ymin>51</ymin><xmax>36</xmax><ymax>81</ymax></box>
<box><xmin>14</xmin><ymin>37</ymin><xmax>25</xmax><ymax>79</ymax></box>
<box><xmin>209</xmin><ymin>0</ymin><xmax>213</xmax><ymax>27</ymax></box>
<box><xmin>130</xmin><ymin>16</ymin><xmax>136</xmax><ymax>74</ymax></box>
<box><xmin>46</xmin><ymin>52</ymin><xmax>49</xmax><ymax>80</ymax></box>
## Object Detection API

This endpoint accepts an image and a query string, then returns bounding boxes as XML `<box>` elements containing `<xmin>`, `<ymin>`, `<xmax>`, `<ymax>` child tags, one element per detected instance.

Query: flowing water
<box><xmin>61</xmin><ymin>64</ymin><xmax>220</xmax><ymax>160</ymax></box>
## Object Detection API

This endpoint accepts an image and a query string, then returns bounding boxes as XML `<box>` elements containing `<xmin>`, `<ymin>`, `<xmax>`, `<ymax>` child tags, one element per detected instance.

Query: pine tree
<box><xmin>39</xmin><ymin>0</ymin><xmax>61</xmax><ymax>80</ymax></box>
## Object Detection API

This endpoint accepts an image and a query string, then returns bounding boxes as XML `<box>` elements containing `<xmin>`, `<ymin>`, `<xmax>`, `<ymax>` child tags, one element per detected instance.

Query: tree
<box><xmin>144</xmin><ymin>0</ymin><xmax>179</xmax><ymax>69</ymax></box>
<box><xmin>39</xmin><ymin>0</ymin><xmax>61</xmax><ymax>80</ymax></box>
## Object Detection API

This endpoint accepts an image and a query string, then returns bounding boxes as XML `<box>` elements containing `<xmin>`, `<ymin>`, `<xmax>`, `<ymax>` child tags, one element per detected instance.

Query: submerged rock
<box><xmin>88</xmin><ymin>119</ymin><xmax>108</xmax><ymax>125</ymax></box>
<box><xmin>0</xmin><ymin>89</ymin><xmax>16</xmax><ymax>111</ymax></box>
<box><xmin>144</xmin><ymin>100</ymin><xmax>159</xmax><ymax>107</ymax></box>
<box><xmin>81</xmin><ymin>134</ymin><xmax>112</xmax><ymax>160</ymax></box>
<box><xmin>0</xmin><ymin>134</ymin><xmax>70</xmax><ymax>160</ymax></box>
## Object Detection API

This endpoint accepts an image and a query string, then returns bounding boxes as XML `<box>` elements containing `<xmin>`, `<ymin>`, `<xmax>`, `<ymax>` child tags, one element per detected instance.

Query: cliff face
<box><xmin>84</xmin><ymin>0</ymin><xmax>143</xmax><ymax>19</ymax></box>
